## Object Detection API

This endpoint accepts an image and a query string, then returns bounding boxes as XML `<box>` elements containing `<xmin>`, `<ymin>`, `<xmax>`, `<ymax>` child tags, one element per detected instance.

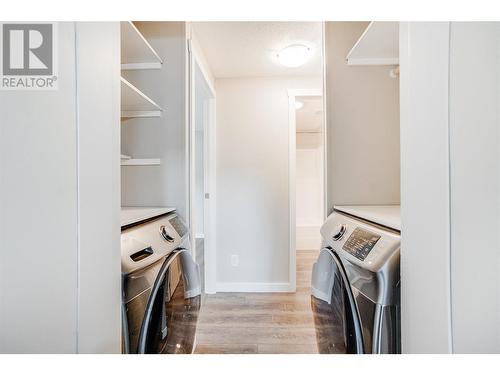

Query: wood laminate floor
<box><xmin>194</xmin><ymin>250</ymin><xmax>319</xmax><ymax>354</ymax></box>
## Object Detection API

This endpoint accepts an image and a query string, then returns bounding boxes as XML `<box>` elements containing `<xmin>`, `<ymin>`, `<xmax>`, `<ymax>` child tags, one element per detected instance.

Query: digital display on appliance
<box><xmin>342</xmin><ymin>227</ymin><xmax>381</xmax><ymax>261</ymax></box>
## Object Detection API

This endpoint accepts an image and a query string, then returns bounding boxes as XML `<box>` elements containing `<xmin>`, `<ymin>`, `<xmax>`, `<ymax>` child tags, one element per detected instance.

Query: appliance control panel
<box><xmin>121</xmin><ymin>213</ymin><xmax>184</xmax><ymax>275</ymax></box>
<box><xmin>342</xmin><ymin>227</ymin><xmax>381</xmax><ymax>261</ymax></box>
<box><xmin>320</xmin><ymin>211</ymin><xmax>400</xmax><ymax>272</ymax></box>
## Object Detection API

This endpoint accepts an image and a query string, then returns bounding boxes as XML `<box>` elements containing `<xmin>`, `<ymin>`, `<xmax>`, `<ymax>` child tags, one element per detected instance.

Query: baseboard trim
<box><xmin>216</xmin><ymin>282</ymin><xmax>294</xmax><ymax>293</ymax></box>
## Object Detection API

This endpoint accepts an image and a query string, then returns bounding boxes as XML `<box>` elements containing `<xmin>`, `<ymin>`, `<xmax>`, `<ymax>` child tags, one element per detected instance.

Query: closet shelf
<box><xmin>121</xmin><ymin>158</ymin><xmax>161</xmax><ymax>166</ymax></box>
<box><xmin>121</xmin><ymin>110</ymin><xmax>162</xmax><ymax>119</ymax></box>
<box><xmin>121</xmin><ymin>21</ymin><xmax>163</xmax><ymax>70</ymax></box>
<box><xmin>346</xmin><ymin>22</ymin><xmax>399</xmax><ymax>66</ymax></box>
<box><xmin>120</xmin><ymin>77</ymin><xmax>163</xmax><ymax>118</ymax></box>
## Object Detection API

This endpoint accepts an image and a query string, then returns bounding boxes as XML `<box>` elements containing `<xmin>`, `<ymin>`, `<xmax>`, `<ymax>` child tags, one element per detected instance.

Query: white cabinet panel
<box><xmin>75</xmin><ymin>22</ymin><xmax>121</xmax><ymax>354</ymax></box>
<box><xmin>0</xmin><ymin>22</ymin><xmax>121</xmax><ymax>354</ymax></box>
<box><xmin>0</xmin><ymin>22</ymin><xmax>78</xmax><ymax>353</ymax></box>
<box><xmin>399</xmin><ymin>22</ymin><xmax>453</xmax><ymax>354</ymax></box>
<box><xmin>449</xmin><ymin>22</ymin><xmax>500</xmax><ymax>353</ymax></box>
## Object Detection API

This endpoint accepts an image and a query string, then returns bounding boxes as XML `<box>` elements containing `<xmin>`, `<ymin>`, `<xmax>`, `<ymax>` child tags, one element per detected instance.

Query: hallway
<box><xmin>195</xmin><ymin>250</ymin><xmax>319</xmax><ymax>354</ymax></box>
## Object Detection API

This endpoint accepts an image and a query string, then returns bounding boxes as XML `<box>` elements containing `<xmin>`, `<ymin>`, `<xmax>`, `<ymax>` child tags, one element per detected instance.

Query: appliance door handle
<box><xmin>130</xmin><ymin>246</ymin><xmax>154</xmax><ymax>262</ymax></box>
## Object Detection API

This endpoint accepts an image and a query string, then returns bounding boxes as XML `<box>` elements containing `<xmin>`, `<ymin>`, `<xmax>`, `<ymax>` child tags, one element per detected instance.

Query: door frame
<box><xmin>187</xmin><ymin>29</ymin><xmax>217</xmax><ymax>294</ymax></box>
<box><xmin>288</xmin><ymin>88</ymin><xmax>324</xmax><ymax>292</ymax></box>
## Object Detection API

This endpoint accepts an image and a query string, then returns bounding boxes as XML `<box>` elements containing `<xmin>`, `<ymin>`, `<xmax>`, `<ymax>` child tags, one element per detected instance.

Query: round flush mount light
<box><xmin>295</xmin><ymin>101</ymin><xmax>304</xmax><ymax>110</ymax></box>
<box><xmin>277</xmin><ymin>44</ymin><xmax>311</xmax><ymax>68</ymax></box>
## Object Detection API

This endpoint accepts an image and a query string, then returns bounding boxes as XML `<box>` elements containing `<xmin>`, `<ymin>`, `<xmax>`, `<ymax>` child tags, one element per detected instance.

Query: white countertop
<box><xmin>121</xmin><ymin>206</ymin><xmax>176</xmax><ymax>227</ymax></box>
<box><xmin>334</xmin><ymin>205</ymin><xmax>401</xmax><ymax>231</ymax></box>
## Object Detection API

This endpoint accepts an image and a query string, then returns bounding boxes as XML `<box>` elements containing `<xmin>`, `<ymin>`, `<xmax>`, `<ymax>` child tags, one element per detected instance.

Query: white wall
<box><xmin>0</xmin><ymin>22</ymin><xmax>120</xmax><ymax>353</ymax></box>
<box><xmin>399</xmin><ymin>22</ymin><xmax>453</xmax><ymax>354</ymax></box>
<box><xmin>324</xmin><ymin>22</ymin><xmax>400</xmax><ymax>210</ymax></box>
<box><xmin>448</xmin><ymin>22</ymin><xmax>500</xmax><ymax>353</ymax></box>
<box><xmin>75</xmin><ymin>22</ymin><xmax>121</xmax><ymax>353</ymax></box>
<box><xmin>296</xmin><ymin>132</ymin><xmax>323</xmax><ymax>250</ymax></box>
<box><xmin>0</xmin><ymin>22</ymin><xmax>78</xmax><ymax>354</ymax></box>
<box><xmin>400</xmin><ymin>22</ymin><xmax>500</xmax><ymax>354</ymax></box>
<box><xmin>121</xmin><ymin>22</ymin><xmax>189</xmax><ymax>218</ymax></box>
<box><xmin>215</xmin><ymin>77</ymin><xmax>321</xmax><ymax>291</ymax></box>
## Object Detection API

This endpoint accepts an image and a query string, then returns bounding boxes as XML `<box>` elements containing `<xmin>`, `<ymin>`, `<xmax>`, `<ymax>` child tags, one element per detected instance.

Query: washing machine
<box><xmin>121</xmin><ymin>208</ymin><xmax>201</xmax><ymax>354</ymax></box>
<box><xmin>311</xmin><ymin>205</ymin><xmax>401</xmax><ymax>354</ymax></box>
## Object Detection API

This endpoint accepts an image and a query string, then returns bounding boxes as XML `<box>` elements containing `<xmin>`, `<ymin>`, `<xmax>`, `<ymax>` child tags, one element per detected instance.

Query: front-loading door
<box><xmin>137</xmin><ymin>249</ymin><xmax>201</xmax><ymax>354</ymax></box>
<box><xmin>311</xmin><ymin>247</ymin><xmax>365</xmax><ymax>353</ymax></box>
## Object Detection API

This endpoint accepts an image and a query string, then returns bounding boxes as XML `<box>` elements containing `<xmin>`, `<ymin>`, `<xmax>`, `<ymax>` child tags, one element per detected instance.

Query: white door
<box><xmin>188</xmin><ymin>34</ymin><xmax>216</xmax><ymax>294</ymax></box>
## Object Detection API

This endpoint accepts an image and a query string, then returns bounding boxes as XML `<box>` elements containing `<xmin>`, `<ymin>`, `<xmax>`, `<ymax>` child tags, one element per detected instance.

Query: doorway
<box><xmin>190</xmin><ymin>59</ymin><xmax>216</xmax><ymax>294</ymax></box>
<box><xmin>288</xmin><ymin>89</ymin><xmax>325</xmax><ymax>291</ymax></box>
<box><xmin>190</xmin><ymin>21</ymin><xmax>324</xmax><ymax>354</ymax></box>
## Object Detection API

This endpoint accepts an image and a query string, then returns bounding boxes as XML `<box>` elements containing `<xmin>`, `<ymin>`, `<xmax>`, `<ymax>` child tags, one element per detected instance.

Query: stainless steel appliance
<box><xmin>311</xmin><ymin>207</ymin><xmax>401</xmax><ymax>354</ymax></box>
<box><xmin>121</xmin><ymin>211</ymin><xmax>201</xmax><ymax>354</ymax></box>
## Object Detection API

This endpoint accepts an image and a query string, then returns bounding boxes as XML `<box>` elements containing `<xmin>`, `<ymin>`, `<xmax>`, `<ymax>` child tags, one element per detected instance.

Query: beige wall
<box><xmin>325</xmin><ymin>22</ymin><xmax>400</xmax><ymax>210</ymax></box>
<box><xmin>215</xmin><ymin>77</ymin><xmax>321</xmax><ymax>290</ymax></box>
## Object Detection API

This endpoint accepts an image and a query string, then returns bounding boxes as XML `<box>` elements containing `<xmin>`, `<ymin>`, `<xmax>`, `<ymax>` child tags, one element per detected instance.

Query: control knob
<box><xmin>159</xmin><ymin>225</ymin><xmax>175</xmax><ymax>243</ymax></box>
<box><xmin>332</xmin><ymin>224</ymin><xmax>347</xmax><ymax>241</ymax></box>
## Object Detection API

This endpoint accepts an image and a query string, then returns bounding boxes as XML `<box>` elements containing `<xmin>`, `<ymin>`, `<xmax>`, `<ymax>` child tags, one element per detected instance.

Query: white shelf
<box><xmin>121</xmin><ymin>110</ymin><xmax>162</xmax><ymax>119</ymax></box>
<box><xmin>121</xmin><ymin>158</ymin><xmax>161</xmax><ymax>166</ymax></box>
<box><xmin>121</xmin><ymin>21</ymin><xmax>163</xmax><ymax>70</ymax></box>
<box><xmin>121</xmin><ymin>206</ymin><xmax>176</xmax><ymax>227</ymax></box>
<box><xmin>346</xmin><ymin>22</ymin><xmax>399</xmax><ymax>66</ymax></box>
<box><xmin>121</xmin><ymin>154</ymin><xmax>131</xmax><ymax>160</ymax></box>
<box><xmin>334</xmin><ymin>205</ymin><xmax>401</xmax><ymax>231</ymax></box>
<box><xmin>120</xmin><ymin>77</ymin><xmax>162</xmax><ymax>118</ymax></box>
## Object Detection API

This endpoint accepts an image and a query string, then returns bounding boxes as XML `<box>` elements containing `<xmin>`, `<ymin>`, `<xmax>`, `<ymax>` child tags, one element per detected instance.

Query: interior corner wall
<box><xmin>215</xmin><ymin>77</ymin><xmax>321</xmax><ymax>290</ymax></box>
<box><xmin>121</xmin><ymin>22</ymin><xmax>189</xmax><ymax>218</ymax></box>
<box><xmin>324</xmin><ymin>22</ymin><xmax>400</xmax><ymax>212</ymax></box>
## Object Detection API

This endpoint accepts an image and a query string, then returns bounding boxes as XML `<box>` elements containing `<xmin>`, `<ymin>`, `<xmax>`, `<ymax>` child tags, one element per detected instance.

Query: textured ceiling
<box><xmin>192</xmin><ymin>22</ymin><xmax>323</xmax><ymax>78</ymax></box>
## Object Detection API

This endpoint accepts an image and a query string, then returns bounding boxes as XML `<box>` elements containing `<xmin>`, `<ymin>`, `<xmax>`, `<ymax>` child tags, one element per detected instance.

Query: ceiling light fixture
<box><xmin>295</xmin><ymin>101</ymin><xmax>304</xmax><ymax>110</ymax></box>
<box><xmin>277</xmin><ymin>44</ymin><xmax>311</xmax><ymax>68</ymax></box>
